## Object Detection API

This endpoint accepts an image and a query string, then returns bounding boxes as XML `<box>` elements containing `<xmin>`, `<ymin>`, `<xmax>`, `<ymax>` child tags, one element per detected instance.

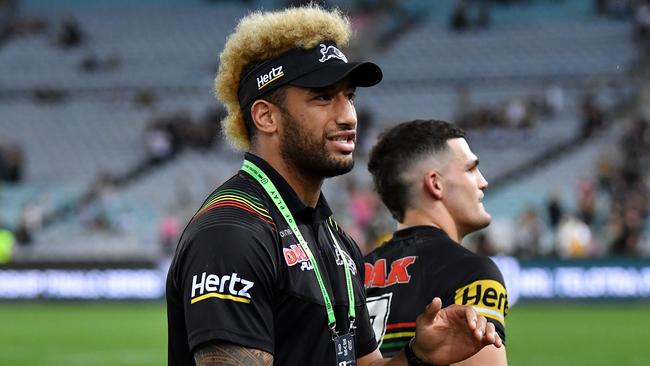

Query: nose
<box><xmin>478</xmin><ymin>169</ymin><xmax>488</xmax><ymax>190</ymax></box>
<box><xmin>334</xmin><ymin>93</ymin><xmax>357</xmax><ymax>129</ymax></box>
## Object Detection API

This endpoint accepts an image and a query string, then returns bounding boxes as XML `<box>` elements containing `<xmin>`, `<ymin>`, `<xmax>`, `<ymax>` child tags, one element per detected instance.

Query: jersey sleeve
<box><xmin>177</xmin><ymin>221</ymin><xmax>278</xmax><ymax>354</ymax></box>
<box><xmin>451</xmin><ymin>256</ymin><xmax>508</xmax><ymax>343</ymax></box>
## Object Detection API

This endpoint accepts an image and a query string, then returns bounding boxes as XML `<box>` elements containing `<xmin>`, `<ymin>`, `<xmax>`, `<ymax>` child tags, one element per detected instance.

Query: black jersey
<box><xmin>363</xmin><ymin>226</ymin><xmax>508</xmax><ymax>357</ymax></box>
<box><xmin>166</xmin><ymin>153</ymin><xmax>377</xmax><ymax>365</ymax></box>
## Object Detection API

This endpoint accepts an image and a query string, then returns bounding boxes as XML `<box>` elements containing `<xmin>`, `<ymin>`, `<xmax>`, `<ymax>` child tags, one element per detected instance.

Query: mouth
<box><xmin>327</xmin><ymin>131</ymin><xmax>356</xmax><ymax>154</ymax></box>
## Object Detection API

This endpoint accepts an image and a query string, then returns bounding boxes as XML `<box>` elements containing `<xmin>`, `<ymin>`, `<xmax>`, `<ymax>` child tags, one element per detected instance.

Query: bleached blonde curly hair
<box><xmin>214</xmin><ymin>5</ymin><xmax>351</xmax><ymax>151</ymax></box>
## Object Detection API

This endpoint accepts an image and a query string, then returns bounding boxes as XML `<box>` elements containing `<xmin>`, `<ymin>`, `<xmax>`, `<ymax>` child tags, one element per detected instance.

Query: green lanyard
<box><xmin>241</xmin><ymin>159</ymin><xmax>356</xmax><ymax>335</ymax></box>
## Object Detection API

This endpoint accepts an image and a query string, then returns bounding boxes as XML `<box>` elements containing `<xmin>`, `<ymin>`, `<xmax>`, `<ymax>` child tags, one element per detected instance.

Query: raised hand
<box><xmin>411</xmin><ymin>297</ymin><xmax>502</xmax><ymax>365</ymax></box>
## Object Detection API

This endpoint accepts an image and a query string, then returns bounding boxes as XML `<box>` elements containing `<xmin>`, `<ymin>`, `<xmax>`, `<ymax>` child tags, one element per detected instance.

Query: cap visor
<box><xmin>290</xmin><ymin>61</ymin><xmax>382</xmax><ymax>89</ymax></box>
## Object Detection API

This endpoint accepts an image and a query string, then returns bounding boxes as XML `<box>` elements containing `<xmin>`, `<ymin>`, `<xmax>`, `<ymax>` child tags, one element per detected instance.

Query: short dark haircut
<box><xmin>367</xmin><ymin>119</ymin><xmax>465</xmax><ymax>222</ymax></box>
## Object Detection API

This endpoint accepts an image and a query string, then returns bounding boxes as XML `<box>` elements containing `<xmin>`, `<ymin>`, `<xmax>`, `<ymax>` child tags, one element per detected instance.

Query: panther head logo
<box><xmin>318</xmin><ymin>44</ymin><xmax>348</xmax><ymax>63</ymax></box>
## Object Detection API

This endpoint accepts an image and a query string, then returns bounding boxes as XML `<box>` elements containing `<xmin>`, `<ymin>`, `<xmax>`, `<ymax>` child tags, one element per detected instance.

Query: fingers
<box><xmin>465</xmin><ymin>309</ymin><xmax>502</xmax><ymax>348</ymax></box>
<box><xmin>421</xmin><ymin>297</ymin><xmax>443</xmax><ymax>323</ymax></box>
<box><xmin>494</xmin><ymin>333</ymin><xmax>503</xmax><ymax>348</ymax></box>
<box><xmin>427</xmin><ymin>297</ymin><xmax>442</xmax><ymax>313</ymax></box>
<box><xmin>474</xmin><ymin>313</ymin><xmax>487</xmax><ymax>340</ymax></box>
<box><xmin>420</xmin><ymin>301</ymin><xmax>504</xmax><ymax>349</ymax></box>
<box><xmin>483</xmin><ymin>322</ymin><xmax>503</xmax><ymax>348</ymax></box>
<box><xmin>463</xmin><ymin>304</ymin><xmax>478</xmax><ymax>331</ymax></box>
<box><xmin>485</xmin><ymin>322</ymin><xmax>496</xmax><ymax>342</ymax></box>
<box><xmin>474</xmin><ymin>319</ymin><xmax>503</xmax><ymax>348</ymax></box>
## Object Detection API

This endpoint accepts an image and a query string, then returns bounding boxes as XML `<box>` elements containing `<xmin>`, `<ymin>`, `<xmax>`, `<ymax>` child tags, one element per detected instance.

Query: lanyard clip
<box><xmin>348</xmin><ymin>318</ymin><xmax>356</xmax><ymax>333</ymax></box>
<box><xmin>329</xmin><ymin>323</ymin><xmax>339</xmax><ymax>339</ymax></box>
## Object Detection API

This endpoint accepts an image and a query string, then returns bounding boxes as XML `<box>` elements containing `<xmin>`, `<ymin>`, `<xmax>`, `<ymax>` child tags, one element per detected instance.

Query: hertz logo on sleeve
<box><xmin>190</xmin><ymin>272</ymin><xmax>254</xmax><ymax>305</ymax></box>
<box><xmin>454</xmin><ymin>279</ymin><xmax>508</xmax><ymax>326</ymax></box>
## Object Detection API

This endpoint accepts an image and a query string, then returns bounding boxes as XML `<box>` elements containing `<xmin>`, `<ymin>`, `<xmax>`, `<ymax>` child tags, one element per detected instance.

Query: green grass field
<box><xmin>1</xmin><ymin>302</ymin><xmax>649</xmax><ymax>365</ymax></box>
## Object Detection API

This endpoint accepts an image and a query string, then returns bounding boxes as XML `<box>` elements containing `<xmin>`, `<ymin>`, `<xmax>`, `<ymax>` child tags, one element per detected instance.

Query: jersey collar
<box><xmin>392</xmin><ymin>225</ymin><xmax>448</xmax><ymax>241</ymax></box>
<box><xmin>243</xmin><ymin>152</ymin><xmax>333</xmax><ymax>221</ymax></box>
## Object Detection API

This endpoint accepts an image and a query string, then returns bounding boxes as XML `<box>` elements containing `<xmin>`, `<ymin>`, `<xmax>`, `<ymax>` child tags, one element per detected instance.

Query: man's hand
<box><xmin>411</xmin><ymin>297</ymin><xmax>502</xmax><ymax>366</ymax></box>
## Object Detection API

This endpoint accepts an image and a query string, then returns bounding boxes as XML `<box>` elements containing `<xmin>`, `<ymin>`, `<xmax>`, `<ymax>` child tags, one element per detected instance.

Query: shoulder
<box><xmin>365</xmin><ymin>226</ymin><xmax>458</xmax><ymax>260</ymax></box>
<box><xmin>171</xmin><ymin>174</ymin><xmax>279</xmax><ymax>278</ymax></box>
<box><xmin>453</xmin><ymin>253</ymin><xmax>505</xmax><ymax>283</ymax></box>
<box><xmin>442</xmin><ymin>251</ymin><xmax>506</xmax><ymax>299</ymax></box>
<box><xmin>451</xmin><ymin>253</ymin><xmax>508</xmax><ymax>330</ymax></box>
<box><xmin>363</xmin><ymin>234</ymin><xmax>407</xmax><ymax>264</ymax></box>
<box><xmin>187</xmin><ymin>172</ymin><xmax>276</xmax><ymax>236</ymax></box>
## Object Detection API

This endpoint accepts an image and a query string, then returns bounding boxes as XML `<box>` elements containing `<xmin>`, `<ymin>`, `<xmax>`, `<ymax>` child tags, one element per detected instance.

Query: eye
<box><xmin>347</xmin><ymin>92</ymin><xmax>356</xmax><ymax>102</ymax></box>
<box><xmin>313</xmin><ymin>94</ymin><xmax>332</xmax><ymax>102</ymax></box>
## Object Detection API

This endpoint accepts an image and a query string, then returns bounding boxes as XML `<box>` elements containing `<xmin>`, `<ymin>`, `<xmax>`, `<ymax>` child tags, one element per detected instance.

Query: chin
<box><xmin>480</xmin><ymin>217</ymin><xmax>492</xmax><ymax>229</ymax></box>
<box><xmin>472</xmin><ymin>213</ymin><xmax>492</xmax><ymax>231</ymax></box>
<box><xmin>331</xmin><ymin>152</ymin><xmax>354</xmax><ymax>166</ymax></box>
<box><xmin>311</xmin><ymin>155</ymin><xmax>354</xmax><ymax>178</ymax></box>
<box><xmin>327</xmin><ymin>161</ymin><xmax>354</xmax><ymax>177</ymax></box>
<box><xmin>478</xmin><ymin>204</ymin><xmax>491</xmax><ymax>222</ymax></box>
<box><xmin>338</xmin><ymin>154</ymin><xmax>354</xmax><ymax>165</ymax></box>
<box><xmin>330</xmin><ymin>148</ymin><xmax>354</xmax><ymax>158</ymax></box>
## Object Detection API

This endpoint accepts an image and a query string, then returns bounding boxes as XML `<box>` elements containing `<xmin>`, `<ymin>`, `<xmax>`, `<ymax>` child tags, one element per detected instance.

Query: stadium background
<box><xmin>0</xmin><ymin>0</ymin><xmax>649</xmax><ymax>365</ymax></box>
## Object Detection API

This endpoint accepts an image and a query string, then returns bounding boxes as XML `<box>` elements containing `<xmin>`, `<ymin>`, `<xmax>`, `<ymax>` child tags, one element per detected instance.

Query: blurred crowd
<box><xmin>635</xmin><ymin>0</ymin><xmax>650</xmax><ymax>64</ymax></box>
<box><xmin>0</xmin><ymin>143</ymin><xmax>24</xmax><ymax>183</ymax></box>
<box><xmin>470</xmin><ymin>116</ymin><xmax>650</xmax><ymax>259</ymax></box>
<box><xmin>455</xmin><ymin>82</ymin><xmax>566</xmax><ymax>131</ymax></box>
<box><xmin>338</xmin><ymin>90</ymin><xmax>648</xmax><ymax>258</ymax></box>
<box><xmin>0</xmin><ymin>0</ymin><xmax>648</xmax><ymax>263</ymax></box>
<box><xmin>449</xmin><ymin>0</ymin><xmax>491</xmax><ymax>32</ymax></box>
<box><xmin>68</xmin><ymin>104</ymin><xmax>226</xmax><ymax>238</ymax></box>
<box><xmin>143</xmin><ymin>107</ymin><xmax>226</xmax><ymax>165</ymax></box>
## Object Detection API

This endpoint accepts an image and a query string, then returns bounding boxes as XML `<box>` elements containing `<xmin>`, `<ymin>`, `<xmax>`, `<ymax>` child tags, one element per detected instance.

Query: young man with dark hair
<box><xmin>166</xmin><ymin>7</ymin><xmax>501</xmax><ymax>366</ymax></box>
<box><xmin>365</xmin><ymin>120</ymin><xmax>509</xmax><ymax>365</ymax></box>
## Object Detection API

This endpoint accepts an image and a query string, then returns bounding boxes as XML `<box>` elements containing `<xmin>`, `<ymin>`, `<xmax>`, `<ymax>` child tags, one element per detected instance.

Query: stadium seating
<box><xmin>0</xmin><ymin>100</ymin><xmax>150</xmax><ymax>184</ymax></box>
<box><xmin>376</xmin><ymin>21</ymin><xmax>634</xmax><ymax>82</ymax></box>
<box><xmin>1</xmin><ymin>0</ymin><xmax>645</xmax><ymax>260</ymax></box>
<box><xmin>0</xmin><ymin>3</ymin><xmax>245</xmax><ymax>90</ymax></box>
<box><xmin>483</xmin><ymin>129</ymin><xmax>621</xmax><ymax>219</ymax></box>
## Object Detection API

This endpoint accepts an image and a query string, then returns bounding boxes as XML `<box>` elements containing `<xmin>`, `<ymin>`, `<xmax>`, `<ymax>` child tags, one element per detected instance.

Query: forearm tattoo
<box><xmin>194</xmin><ymin>341</ymin><xmax>274</xmax><ymax>366</ymax></box>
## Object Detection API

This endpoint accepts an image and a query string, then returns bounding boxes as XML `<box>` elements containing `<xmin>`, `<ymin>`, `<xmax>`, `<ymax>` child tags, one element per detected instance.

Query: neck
<box><xmin>398</xmin><ymin>208</ymin><xmax>463</xmax><ymax>243</ymax></box>
<box><xmin>280</xmin><ymin>164</ymin><xmax>323</xmax><ymax>208</ymax></box>
<box><xmin>250</xmin><ymin>149</ymin><xmax>323</xmax><ymax>208</ymax></box>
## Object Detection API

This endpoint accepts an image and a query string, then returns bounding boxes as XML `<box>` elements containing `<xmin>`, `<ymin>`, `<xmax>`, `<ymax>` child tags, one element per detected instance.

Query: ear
<box><xmin>250</xmin><ymin>99</ymin><xmax>278</xmax><ymax>135</ymax></box>
<box><xmin>423</xmin><ymin>170</ymin><xmax>443</xmax><ymax>200</ymax></box>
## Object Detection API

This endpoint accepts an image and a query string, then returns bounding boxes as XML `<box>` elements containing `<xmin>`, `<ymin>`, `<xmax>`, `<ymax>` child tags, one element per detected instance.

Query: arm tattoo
<box><xmin>194</xmin><ymin>341</ymin><xmax>273</xmax><ymax>366</ymax></box>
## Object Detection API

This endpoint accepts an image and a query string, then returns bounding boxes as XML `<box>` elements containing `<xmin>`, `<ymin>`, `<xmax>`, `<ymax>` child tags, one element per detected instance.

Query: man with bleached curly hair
<box><xmin>166</xmin><ymin>5</ymin><xmax>502</xmax><ymax>366</ymax></box>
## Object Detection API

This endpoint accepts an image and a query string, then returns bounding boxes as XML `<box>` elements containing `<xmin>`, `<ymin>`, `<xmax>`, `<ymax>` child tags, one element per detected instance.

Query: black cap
<box><xmin>237</xmin><ymin>41</ymin><xmax>382</xmax><ymax>108</ymax></box>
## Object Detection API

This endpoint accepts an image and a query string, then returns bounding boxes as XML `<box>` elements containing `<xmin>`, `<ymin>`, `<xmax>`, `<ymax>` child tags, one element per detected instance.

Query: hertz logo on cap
<box><xmin>454</xmin><ymin>279</ymin><xmax>508</xmax><ymax>326</ymax></box>
<box><xmin>256</xmin><ymin>66</ymin><xmax>284</xmax><ymax>90</ymax></box>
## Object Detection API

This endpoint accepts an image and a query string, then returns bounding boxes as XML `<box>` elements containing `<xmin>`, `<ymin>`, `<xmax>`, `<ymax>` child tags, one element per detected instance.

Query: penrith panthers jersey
<box><xmin>167</xmin><ymin>153</ymin><xmax>376</xmax><ymax>366</ymax></box>
<box><xmin>363</xmin><ymin>225</ymin><xmax>508</xmax><ymax>357</ymax></box>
